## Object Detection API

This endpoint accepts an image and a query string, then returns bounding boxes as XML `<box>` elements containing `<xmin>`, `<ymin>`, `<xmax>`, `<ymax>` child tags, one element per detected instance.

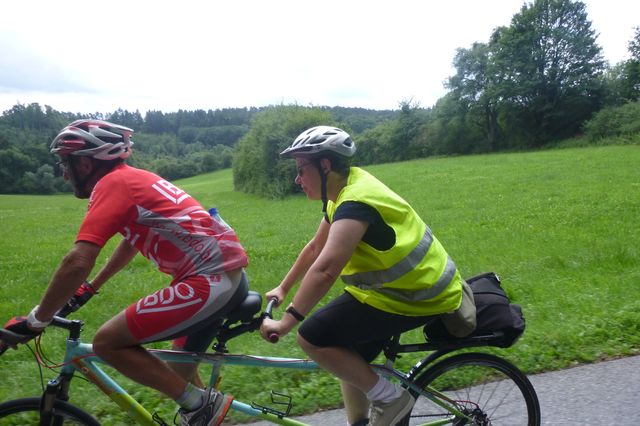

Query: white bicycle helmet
<box><xmin>50</xmin><ymin>119</ymin><xmax>134</xmax><ymax>160</ymax></box>
<box><xmin>280</xmin><ymin>126</ymin><xmax>356</xmax><ymax>158</ymax></box>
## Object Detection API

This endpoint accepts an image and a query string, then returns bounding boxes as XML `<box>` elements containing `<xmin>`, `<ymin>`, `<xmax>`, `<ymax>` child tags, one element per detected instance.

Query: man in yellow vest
<box><xmin>260</xmin><ymin>126</ymin><xmax>476</xmax><ymax>426</ymax></box>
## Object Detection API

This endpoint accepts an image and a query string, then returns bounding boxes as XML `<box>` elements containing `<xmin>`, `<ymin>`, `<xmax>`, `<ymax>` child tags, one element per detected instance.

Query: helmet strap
<box><xmin>313</xmin><ymin>159</ymin><xmax>329</xmax><ymax>213</ymax></box>
<box><xmin>320</xmin><ymin>172</ymin><xmax>328</xmax><ymax>213</ymax></box>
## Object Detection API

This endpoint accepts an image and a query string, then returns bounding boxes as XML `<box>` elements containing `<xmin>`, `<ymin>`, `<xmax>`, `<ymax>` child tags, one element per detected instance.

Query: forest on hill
<box><xmin>0</xmin><ymin>0</ymin><xmax>638</xmax><ymax>195</ymax></box>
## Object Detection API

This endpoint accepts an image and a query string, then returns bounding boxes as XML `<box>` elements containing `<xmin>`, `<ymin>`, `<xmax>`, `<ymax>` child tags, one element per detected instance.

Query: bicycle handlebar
<box><xmin>0</xmin><ymin>316</ymin><xmax>82</xmax><ymax>356</ymax></box>
<box><xmin>0</xmin><ymin>328</ymin><xmax>28</xmax><ymax>354</ymax></box>
<box><xmin>264</xmin><ymin>297</ymin><xmax>278</xmax><ymax>319</ymax></box>
<box><xmin>2</xmin><ymin>297</ymin><xmax>281</xmax><ymax>355</ymax></box>
<box><xmin>263</xmin><ymin>298</ymin><xmax>280</xmax><ymax>343</ymax></box>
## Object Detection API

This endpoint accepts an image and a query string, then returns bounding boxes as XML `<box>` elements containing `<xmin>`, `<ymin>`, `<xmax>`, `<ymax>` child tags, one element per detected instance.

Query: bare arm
<box><xmin>266</xmin><ymin>218</ymin><xmax>330</xmax><ymax>304</ymax></box>
<box><xmin>35</xmin><ymin>241</ymin><xmax>102</xmax><ymax>322</ymax></box>
<box><xmin>281</xmin><ymin>218</ymin><xmax>331</xmax><ymax>290</ymax></box>
<box><xmin>261</xmin><ymin>218</ymin><xmax>368</xmax><ymax>338</ymax></box>
<box><xmin>290</xmin><ymin>218</ymin><xmax>367</xmax><ymax>316</ymax></box>
<box><xmin>90</xmin><ymin>238</ymin><xmax>138</xmax><ymax>291</ymax></box>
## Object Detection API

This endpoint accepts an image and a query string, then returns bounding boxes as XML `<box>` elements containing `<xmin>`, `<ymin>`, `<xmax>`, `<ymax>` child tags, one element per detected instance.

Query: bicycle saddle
<box><xmin>225</xmin><ymin>291</ymin><xmax>263</xmax><ymax>324</ymax></box>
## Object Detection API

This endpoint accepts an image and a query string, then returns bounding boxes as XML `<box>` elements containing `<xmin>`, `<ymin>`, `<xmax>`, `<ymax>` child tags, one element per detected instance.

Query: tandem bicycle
<box><xmin>0</xmin><ymin>290</ymin><xmax>540</xmax><ymax>425</ymax></box>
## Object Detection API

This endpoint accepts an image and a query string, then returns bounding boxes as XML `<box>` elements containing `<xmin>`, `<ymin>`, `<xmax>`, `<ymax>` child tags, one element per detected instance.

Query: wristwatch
<box><xmin>285</xmin><ymin>304</ymin><xmax>305</xmax><ymax>322</ymax></box>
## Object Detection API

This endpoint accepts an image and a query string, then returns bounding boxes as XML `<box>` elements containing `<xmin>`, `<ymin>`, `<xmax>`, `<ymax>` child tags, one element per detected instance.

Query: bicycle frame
<box><xmin>49</xmin><ymin>323</ymin><xmax>470</xmax><ymax>426</ymax></box>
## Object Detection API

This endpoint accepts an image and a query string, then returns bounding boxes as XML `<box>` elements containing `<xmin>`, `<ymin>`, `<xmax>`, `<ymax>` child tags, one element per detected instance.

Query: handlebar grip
<box><xmin>262</xmin><ymin>297</ymin><xmax>280</xmax><ymax>343</ymax></box>
<box><xmin>265</xmin><ymin>297</ymin><xmax>279</xmax><ymax>319</ymax></box>
<box><xmin>0</xmin><ymin>328</ymin><xmax>33</xmax><ymax>354</ymax></box>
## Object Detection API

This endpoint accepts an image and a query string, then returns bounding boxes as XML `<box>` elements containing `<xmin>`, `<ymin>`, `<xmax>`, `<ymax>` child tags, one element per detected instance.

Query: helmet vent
<box><xmin>280</xmin><ymin>125</ymin><xmax>356</xmax><ymax>158</ymax></box>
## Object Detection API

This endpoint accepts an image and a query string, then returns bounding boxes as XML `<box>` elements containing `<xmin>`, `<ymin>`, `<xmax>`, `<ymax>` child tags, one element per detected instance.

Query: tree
<box><xmin>143</xmin><ymin>110</ymin><xmax>173</xmax><ymax>134</ymax></box>
<box><xmin>598</xmin><ymin>27</ymin><xmax>640</xmax><ymax>106</ymax></box>
<box><xmin>620</xmin><ymin>27</ymin><xmax>640</xmax><ymax>102</ymax></box>
<box><xmin>422</xmin><ymin>93</ymin><xmax>484</xmax><ymax>155</ymax></box>
<box><xmin>494</xmin><ymin>0</ymin><xmax>605</xmax><ymax>145</ymax></box>
<box><xmin>351</xmin><ymin>121</ymin><xmax>394</xmax><ymax>165</ymax></box>
<box><xmin>107</xmin><ymin>109</ymin><xmax>144</xmax><ymax>130</ymax></box>
<box><xmin>233</xmin><ymin>105</ymin><xmax>333</xmax><ymax>198</ymax></box>
<box><xmin>629</xmin><ymin>26</ymin><xmax>640</xmax><ymax>61</ymax></box>
<box><xmin>447</xmin><ymin>39</ymin><xmax>505</xmax><ymax>151</ymax></box>
<box><xmin>0</xmin><ymin>102</ymin><xmax>69</xmax><ymax>131</ymax></box>
<box><xmin>383</xmin><ymin>101</ymin><xmax>430</xmax><ymax>161</ymax></box>
<box><xmin>18</xmin><ymin>164</ymin><xmax>56</xmax><ymax>194</ymax></box>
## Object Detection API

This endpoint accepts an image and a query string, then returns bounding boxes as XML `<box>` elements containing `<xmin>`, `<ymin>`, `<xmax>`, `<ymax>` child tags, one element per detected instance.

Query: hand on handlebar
<box><xmin>259</xmin><ymin>317</ymin><xmax>282</xmax><ymax>344</ymax></box>
<box><xmin>260</xmin><ymin>297</ymin><xmax>303</xmax><ymax>344</ymax></box>
<box><xmin>265</xmin><ymin>287</ymin><xmax>287</xmax><ymax>308</ymax></box>
<box><xmin>261</xmin><ymin>298</ymin><xmax>280</xmax><ymax>342</ymax></box>
<box><xmin>0</xmin><ymin>316</ymin><xmax>43</xmax><ymax>355</ymax></box>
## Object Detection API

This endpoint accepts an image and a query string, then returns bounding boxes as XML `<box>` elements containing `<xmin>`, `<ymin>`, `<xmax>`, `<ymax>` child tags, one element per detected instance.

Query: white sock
<box><xmin>176</xmin><ymin>383</ymin><xmax>205</xmax><ymax>411</ymax></box>
<box><xmin>366</xmin><ymin>376</ymin><xmax>401</xmax><ymax>403</ymax></box>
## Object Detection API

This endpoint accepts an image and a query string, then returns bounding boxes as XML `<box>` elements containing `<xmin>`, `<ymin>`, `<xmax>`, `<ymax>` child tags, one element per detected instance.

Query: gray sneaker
<box><xmin>179</xmin><ymin>388</ymin><xmax>233</xmax><ymax>426</ymax></box>
<box><xmin>369</xmin><ymin>387</ymin><xmax>414</xmax><ymax>426</ymax></box>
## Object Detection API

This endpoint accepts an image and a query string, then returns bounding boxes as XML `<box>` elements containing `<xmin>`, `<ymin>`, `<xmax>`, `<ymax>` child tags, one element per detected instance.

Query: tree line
<box><xmin>1</xmin><ymin>0</ymin><xmax>638</xmax><ymax>196</ymax></box>
<box><xmin>235</xmin><ymin>0</ymin><xmax>639</xmax><ymax>198</ymax></box>
<box><xmin>0</xmin><ymin>103</ymin><xmax>396</xmax><ymax>194</ymax></box>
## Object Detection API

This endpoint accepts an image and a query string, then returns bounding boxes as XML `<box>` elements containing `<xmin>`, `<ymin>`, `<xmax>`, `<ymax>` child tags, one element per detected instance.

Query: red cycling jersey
<box><xmin>77</xmin><ymin>164</ymin><xmax>248</xmax><ymax>280</ymax></box>
<box><xmin>76</xmin><ymin>164</ymin><xmax>249</xmax><ymax>345</ymax></box>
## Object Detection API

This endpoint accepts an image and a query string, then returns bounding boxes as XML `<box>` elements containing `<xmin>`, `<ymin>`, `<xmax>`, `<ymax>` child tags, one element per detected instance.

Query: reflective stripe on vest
<box><xmin>371</xmin><ymin>256</ymin><xmax>457</xmax><ymax>302</ymax></box>
<box><xmin>341</xmin><ymin>228</ymin><xmax>433</xmax><ymax>287</ymax></box>
<box><xmin>341</xmin><ymin>227</ymin><xmax>457</xmax><ymax>302</ymax></box>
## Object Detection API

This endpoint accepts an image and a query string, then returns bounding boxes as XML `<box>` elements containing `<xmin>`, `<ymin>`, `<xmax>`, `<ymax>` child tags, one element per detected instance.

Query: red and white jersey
<box><xmin>77</xmin><ymin>164</ymin><xmax>248</xmax><ymax>280</ymax></box>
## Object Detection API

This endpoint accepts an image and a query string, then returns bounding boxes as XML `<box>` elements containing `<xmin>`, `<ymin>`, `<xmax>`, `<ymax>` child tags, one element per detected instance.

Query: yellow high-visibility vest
<box><xmin>327</xmin><ymin>167</ymin><xmax>462</xmax><ymax>316</ymax></box>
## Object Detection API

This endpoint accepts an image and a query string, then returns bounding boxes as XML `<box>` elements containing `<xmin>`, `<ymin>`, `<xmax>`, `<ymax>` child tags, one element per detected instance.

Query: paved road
<box><xmin>246</xmin><ymin>355</ymin><xmax>640</xmax><ymax>425</ymax></box>
<box><xmin>529</xmin><ymin>355</ymin><xmax>640</xmax><ymax>425</ymax></box>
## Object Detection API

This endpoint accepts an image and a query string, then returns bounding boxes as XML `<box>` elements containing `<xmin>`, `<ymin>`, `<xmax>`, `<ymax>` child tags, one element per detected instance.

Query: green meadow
<box><xmin>0</xmin><ymin>145</ymin><xmax>638</xmax><ymax>423</ymax></box>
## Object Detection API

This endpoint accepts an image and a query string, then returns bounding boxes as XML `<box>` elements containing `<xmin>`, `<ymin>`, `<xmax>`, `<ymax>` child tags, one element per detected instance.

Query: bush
<box><xmin>17</xmin><ymin>164</ymin><xmax>57</xmax><ymax>194</ymax></box>
<box><xmin>233</xmin><ymin>105</ymin><xmax>333</xmax><ymax>198</ymax></box>
<box><xmin>584</xmin><ymin>101</ymin><xmax>640</xmax><ymax>141</ymax></box>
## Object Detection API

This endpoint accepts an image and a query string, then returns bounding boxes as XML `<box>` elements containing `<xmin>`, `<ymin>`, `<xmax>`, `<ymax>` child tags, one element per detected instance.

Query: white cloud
<box><xmin>0</xmin><ymin>0</ymin><xmax>638</xmax><ymax>114</ymax></box>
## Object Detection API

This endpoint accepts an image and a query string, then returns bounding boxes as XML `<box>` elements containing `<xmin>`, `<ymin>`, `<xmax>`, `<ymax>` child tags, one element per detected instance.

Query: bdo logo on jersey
<box><xmin>136</xmin><ymin>282</ymin><xmax>202</xmax><ymax>314</ymax></box>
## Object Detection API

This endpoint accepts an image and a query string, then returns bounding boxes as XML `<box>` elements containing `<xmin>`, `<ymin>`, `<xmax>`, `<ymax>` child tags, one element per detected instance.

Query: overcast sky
<box><xmin>0</xmin><ymin>0</ymin><xmax>638</xmax><ymax>114</ymax></box>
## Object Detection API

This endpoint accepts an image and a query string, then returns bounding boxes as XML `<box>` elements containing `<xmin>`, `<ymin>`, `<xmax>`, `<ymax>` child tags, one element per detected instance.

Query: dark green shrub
<box><xmin>233</xmin><ymin>105</ymin><xmax>333</xmax><ymax>198</ymax></box>
<box><xmin>584</xmin><ymin>101</ymin><xmax>640</xmax><ymax>141</ymax></box>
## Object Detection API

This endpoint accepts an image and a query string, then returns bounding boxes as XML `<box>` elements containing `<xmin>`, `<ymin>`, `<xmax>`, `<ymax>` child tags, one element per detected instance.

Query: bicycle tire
<box><xmin>400</xmin><ymin>352</ymin><xmax>540</xmax><ymax>426</ymax></box>
<box><xmin>0</xmin><ymin>397</ymin><xmax>100</xmax><ymax>426</ymax></box>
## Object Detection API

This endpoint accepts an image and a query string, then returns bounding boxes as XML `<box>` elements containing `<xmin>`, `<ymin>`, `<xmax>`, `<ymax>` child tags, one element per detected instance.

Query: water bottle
<box><xmin>209</xmin><ymin>207</ymin><xmax>231</xmax><ymax>229</ymax></box>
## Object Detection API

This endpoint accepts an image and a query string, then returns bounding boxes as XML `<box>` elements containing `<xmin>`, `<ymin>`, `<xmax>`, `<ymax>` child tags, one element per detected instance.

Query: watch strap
<box><xmin>285</xmin><ymin>305</ymin><xmax>305</xmax><ymax>322</ymax></box>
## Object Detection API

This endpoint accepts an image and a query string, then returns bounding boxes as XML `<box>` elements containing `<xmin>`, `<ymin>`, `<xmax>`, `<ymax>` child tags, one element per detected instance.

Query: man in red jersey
<box><xmin>0</xmin><ymin>120</ymin><xmax>245</xmax><ymax>426</ymax></box>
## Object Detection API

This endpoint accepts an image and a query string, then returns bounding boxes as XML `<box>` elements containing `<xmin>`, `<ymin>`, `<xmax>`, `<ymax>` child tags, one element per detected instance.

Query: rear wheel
<box><xmin>401</xmin><ymin>352</ymin><xmax>540</xmax><ymax>425</ymax></box>
<box><xmin>0</xmin><ymin>397</ymin><xmax>99</xmax><ymax>426</ymax></box>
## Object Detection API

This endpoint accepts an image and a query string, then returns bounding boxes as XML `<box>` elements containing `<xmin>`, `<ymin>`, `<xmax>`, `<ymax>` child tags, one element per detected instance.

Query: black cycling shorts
<box><xmin>298</xmin><ymin>291</ymin><xmax>437</xmax><ymax>362</ymax></box>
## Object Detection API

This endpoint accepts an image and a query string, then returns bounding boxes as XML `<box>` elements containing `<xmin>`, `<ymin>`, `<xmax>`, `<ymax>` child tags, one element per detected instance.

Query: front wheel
<box><xmin>0</xmin><ymin>397</ymin><xmax>100</xmax><ymax>426</ymax></box>
<box><xmin>401</xmin><ymin>352</ymin><xmax>540</xmax><ymax>426</ymax></box>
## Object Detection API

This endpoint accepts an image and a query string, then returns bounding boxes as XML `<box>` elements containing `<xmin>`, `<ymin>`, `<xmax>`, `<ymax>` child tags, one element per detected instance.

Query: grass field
<box><xmin>0</xmin><ymin>145</ymin><xmax>639</xmax><ymax>424</ymax></box>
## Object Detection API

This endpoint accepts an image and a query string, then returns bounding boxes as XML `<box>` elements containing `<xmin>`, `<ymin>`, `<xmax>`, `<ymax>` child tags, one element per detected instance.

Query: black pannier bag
<box><xmin>424</xmin><ymin>272</ymin><xmax>526</xmax><ymax>348</ymax></box>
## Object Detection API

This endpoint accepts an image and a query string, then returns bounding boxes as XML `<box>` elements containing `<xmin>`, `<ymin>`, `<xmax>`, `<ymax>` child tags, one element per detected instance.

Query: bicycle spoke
<box><xmin>402</xmin><ymin>353</ymin><xmax>540</xmax><ymax>426</ymax></box>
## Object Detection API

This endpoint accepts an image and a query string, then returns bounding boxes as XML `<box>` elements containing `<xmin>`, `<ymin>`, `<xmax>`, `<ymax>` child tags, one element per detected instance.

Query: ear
<box><xmin>76</xmin><ymin>156</ymin><xmax>95</xmax><ymax>173</ymax></box>
<box><xmin>320</xmin><ymin>158</ymin><xmax>332</xmax><ymax>175</ymax></box>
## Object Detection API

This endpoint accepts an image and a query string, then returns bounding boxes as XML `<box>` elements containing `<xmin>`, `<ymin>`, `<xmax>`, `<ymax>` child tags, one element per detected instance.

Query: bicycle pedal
<box><xmin>251</xmin><ymin>391</ymin><xmax>293</xmax><ymax>418</ymax></box>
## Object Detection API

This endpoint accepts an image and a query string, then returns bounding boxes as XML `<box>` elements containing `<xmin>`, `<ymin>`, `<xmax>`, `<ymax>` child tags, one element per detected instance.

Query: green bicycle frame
<box><xmin>60</xmin><ymin>335</ymin><xmax>468</xmax><ymax>426</ymax></box>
